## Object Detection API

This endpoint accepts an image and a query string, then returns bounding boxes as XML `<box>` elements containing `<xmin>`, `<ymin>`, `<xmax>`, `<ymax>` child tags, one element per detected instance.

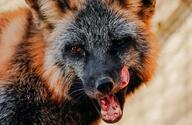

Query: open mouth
<box><xmin>70</xmin><ymin>66</ymin><xmax>129</xmax><ymax>123</ymax></box>
<box><xmin>97</xmin><ymin>66</ymin><xmax>129</xmax><ymax>123</ymax></box>
<box><xmin>98</xmin><ymin>93</ymin><xmax>123</xmax><ymax>123</ymax></box>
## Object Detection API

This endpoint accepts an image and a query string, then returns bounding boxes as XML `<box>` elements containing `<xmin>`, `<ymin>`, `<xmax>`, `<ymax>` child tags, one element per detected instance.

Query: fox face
<box><xmin>26</xmin><ymin>0</ymin><xmax>157</xmax><ymax>123</ymax></box>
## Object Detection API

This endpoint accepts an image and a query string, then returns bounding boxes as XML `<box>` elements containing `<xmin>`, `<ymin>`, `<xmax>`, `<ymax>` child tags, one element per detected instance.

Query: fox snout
<box><xmin>96</xmin><ymin>77</ymin><xmax>114</xmax><ymax>94</ymax></box>
<box><xmin>84</xmin><ymin>63</ymin><xmax>130</xmax><ymax>98</ymax></box>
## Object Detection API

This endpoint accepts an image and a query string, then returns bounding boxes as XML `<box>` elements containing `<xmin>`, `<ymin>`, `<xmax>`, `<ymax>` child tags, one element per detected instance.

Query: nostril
<box><xmin>96</xmin><ymin>77</ymin><xmax>114</xmax><ymax>94</ymax></box>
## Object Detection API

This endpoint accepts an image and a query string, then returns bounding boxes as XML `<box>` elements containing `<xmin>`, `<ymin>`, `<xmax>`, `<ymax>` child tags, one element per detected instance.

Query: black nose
<box><xmin>96</xmin><ymin>77</ymin><xmax>114</xmax><ymax>94</ymax></box>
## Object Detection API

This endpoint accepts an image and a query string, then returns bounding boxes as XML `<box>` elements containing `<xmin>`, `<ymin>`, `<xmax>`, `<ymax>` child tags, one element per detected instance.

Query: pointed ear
<box><xmin>138</xmin><ymin>0</ymin><xmax>156</xmax><ymax>23</ymax></box>
<box><xmin>25</xmin><ymin>0</ymin><xmax>68</xmax><ymax>28</ymax></box>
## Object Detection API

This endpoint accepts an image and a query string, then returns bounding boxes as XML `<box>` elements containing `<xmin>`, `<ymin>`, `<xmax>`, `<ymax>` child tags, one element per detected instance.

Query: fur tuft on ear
<box><xmin>25</xmin><ymin>0</ymin><xmax>66</xmax><ymax>28</ymax></box>
<box><xmin>138</xmin><ymin>0</ymin><xmax>156</xmax><ymax>23</ymax></box>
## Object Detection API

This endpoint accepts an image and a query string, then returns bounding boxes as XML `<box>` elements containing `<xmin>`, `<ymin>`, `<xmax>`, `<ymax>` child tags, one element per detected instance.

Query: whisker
<box><xmin>76</xmin><ymin>92</ymin><xmax>86</xmax><ymax>100</ymax></box>
<box><xmin>71</xmin><ymin>91</ymin><xmax>84</xmax><ymax>97</ymax></box>
<box><xmin>72</xmin><ymin>91</ymin><xmax>86</xmax><ymax>100</ymax></box>
<box><xmin>69</xmin><ymin>89</ymin><xmax>84</xmax><ymax>96</ymax></box>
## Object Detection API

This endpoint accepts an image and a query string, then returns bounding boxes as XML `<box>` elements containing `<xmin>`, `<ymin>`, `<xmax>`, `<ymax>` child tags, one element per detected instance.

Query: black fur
<box><xmin>142</xmin><ymin>0</ymin><xmax>153</xmax><ymax>5</ymax></box>
<box><xmin>0</xmin><ymin>0</ymin><xmax>156</xmax><ymax>124</ymax></box>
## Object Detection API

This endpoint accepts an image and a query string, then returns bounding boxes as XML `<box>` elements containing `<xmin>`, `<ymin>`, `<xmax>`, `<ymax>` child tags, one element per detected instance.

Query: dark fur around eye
<box><xmin>110</xmin><ymin>37</ymin><xmax>135</xmax><ymax>54</ymax></box>
<box><xmin>113</xmin><ymin>37</ymin><xmax>134</xmax><ymax>47</ymax></box>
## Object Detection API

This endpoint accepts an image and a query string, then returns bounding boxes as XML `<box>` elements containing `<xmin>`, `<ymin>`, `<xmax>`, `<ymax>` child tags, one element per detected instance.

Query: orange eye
<box><xmin>71</xmin><ymin>46</ymin><xmax>82</xmax><ymax>54</ymax></box>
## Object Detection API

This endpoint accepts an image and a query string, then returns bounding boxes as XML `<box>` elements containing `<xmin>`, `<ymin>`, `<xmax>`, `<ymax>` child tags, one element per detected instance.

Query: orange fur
<box><xmin>140</xmin><ymin>31</ymin><xmax>158</xmax><ymax>83</ymax></box>
<box><xmin>0</xmin><ymin>8</ymin><xmax>30</xmax><ymax>78</ymax></box>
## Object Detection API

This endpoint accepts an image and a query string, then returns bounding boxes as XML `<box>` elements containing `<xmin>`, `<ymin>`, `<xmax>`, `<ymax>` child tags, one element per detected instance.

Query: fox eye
<box><xmin>113</xmin><ymin>37</ymin><xmax>133</xmax><ymax>47</ymax></box>
<box><xmin>65</xmin><ymin>44</ymin><xmax>85</xmax><ymax>56</ymax></box>
<box><xmin>71</xmin><ymin>46</ymin><xmax>82</xmax><ymax>54</ymax></box>
<box><xmin>110</xmin><ymin>37</ymin><xmax>134</xmax><ymax>54</ymax></box>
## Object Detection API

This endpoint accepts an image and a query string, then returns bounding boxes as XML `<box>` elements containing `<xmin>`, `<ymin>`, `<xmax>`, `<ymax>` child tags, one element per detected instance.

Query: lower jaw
<box><xmin>101</xmin><ymin>109</ymin><xmax>123</xmax><ymax>123</ymax></box>
<box><xmin>102</xmin><ymin>114</ymin><xmax>122</xmax><ymax>123</ymax></box>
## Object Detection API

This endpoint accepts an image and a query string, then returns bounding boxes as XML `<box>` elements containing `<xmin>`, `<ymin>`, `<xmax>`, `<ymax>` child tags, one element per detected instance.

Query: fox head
<box><xmin>26</xmin><ymin>0</ymin><xmax>158</xmax><ymax>123</ymax></box>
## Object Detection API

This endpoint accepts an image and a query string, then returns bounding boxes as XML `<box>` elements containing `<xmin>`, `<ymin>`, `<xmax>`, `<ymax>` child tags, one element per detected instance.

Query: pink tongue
<box><xmin>99</xmin><ymin>95</ymin><xmax>122</xmax><ymax>123</ymax></box>
<box><xmin>119</xmin><ymin>66</ymin><xmax>129</xmax><ymax>89</ymax></box>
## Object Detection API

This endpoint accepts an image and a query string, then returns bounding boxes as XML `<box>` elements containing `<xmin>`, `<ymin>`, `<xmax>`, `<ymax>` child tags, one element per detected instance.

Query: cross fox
<box><xmin>0</xmin><ymin>0</ymin><xmax>158</xmax><ymax>124</ymax></box>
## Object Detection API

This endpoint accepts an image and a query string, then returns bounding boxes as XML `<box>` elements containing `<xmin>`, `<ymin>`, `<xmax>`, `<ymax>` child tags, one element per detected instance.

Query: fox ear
<box><xmin>25</xmin><ymin>0</ymin><xmax>69</xmax><ymax>28</ymax></box>
<box><xmin>138</xmin><ymin>0</ymin><xmax>156</xmax><ymax>23</ymax></box>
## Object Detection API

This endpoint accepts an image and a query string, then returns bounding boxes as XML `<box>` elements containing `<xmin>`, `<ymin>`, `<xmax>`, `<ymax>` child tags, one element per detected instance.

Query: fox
<box><xmin>0</xmin><ymin>0</ymin><xmax>158</xmax><ymax>125</ymax></box>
